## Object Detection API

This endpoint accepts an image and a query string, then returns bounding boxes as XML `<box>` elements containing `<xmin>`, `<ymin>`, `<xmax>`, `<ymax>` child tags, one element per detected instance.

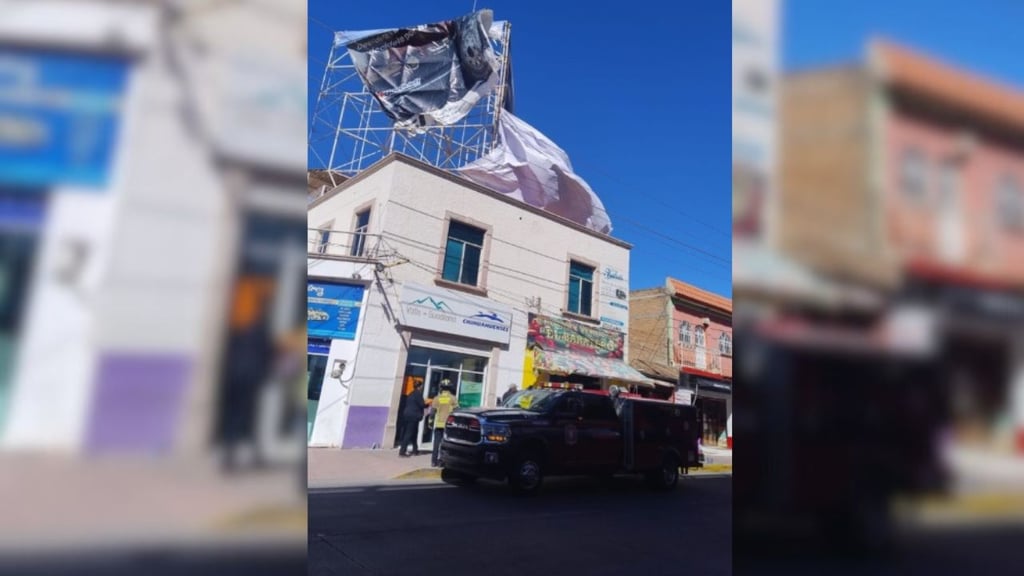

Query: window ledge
<box><xmin>434</xmin><ymin>277</ymin><xmax>488</xmax><ymax>298</ymax></box>
<box><xmin>560</xmin><ymin>310</ymin><xmax>601</xmax><ymax>325</ymax></box>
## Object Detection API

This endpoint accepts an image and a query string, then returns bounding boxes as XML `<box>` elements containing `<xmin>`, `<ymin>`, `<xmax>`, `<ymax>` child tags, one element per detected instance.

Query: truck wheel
<box><xmin>647</xmin><ymin>456</ymin><xmax>680</xmax><ymax>490</ymax></box>
<box><xmin>441</xmin><ymin>468</ymin><xmax>477</xmax><ymax>486</ymax></box>
<box><xmin>510</xmin><ymin>453</ymin><xmax>544</xmax><ymax>495</ymax></box>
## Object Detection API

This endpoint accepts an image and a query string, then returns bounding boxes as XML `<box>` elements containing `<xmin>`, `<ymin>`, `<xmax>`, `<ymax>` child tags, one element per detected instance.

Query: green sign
<box><xmin>458</xmin><ymin>379</ymin><xmax>483</xmax><ymax>408</ymax></box>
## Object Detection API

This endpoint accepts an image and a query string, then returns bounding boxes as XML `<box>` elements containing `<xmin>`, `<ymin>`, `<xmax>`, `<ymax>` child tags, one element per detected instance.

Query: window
<box><xmin>901</xmin><ymin>148</ymin><xmax>928</xmax><ymax>202</ymax></box>
<box><xmin>442</xmin><ymin>220</ymin><xmax>485</xmax><ymax>286</ymax></box>
<box><xmin>350</xmin><ymin>209</ymin><xmax>370</xmax><ymax>257</ymax></box>
<box><xmin>997</xmin><ymin>175</ymin><xmax>1024</xmax><ymax>231</ymax></box>
<box><xmin>695</xmin><ymin>325</ymin><xmax>706</xmax><ymax>348</ymax></box>
<box><xmin>567</xmin><ymin>260</ymin><xmax>595</xmax><ymax>316</ymax></box>
<box><xmin>719</xmin><ymin>332</ymin><xmax>732</xmax><ymax>356</ymax></box>
<box><xmin>679</xmin><ymin>321</ymin><xmax>691</xmax><ymax>347</ymax></box>
<box><xmin>582</xmin><ymin>394</ymin><xmax>617</xmax><ymax>421</ymax></box>
<box><xmin>316</xmin><ymin>228</ymin><xmax>330</xmax><ymax>254</ymax></box>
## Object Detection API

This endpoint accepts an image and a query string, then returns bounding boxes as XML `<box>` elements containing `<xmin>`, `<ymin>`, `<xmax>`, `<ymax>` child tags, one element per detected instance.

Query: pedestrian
<box><xmin>501</xmin><ymin>384</ymin><xmax>519</xmax><ymax>406</ymax></box>
<box><xmin>399</xmin><ymin>380</ymin><xmax>427</xmax><ymax>457</ymax></box>
<box><xmin>430</xmin><ymin>381</ymin><xmax>459</xmax><ymax>467</ymax></box>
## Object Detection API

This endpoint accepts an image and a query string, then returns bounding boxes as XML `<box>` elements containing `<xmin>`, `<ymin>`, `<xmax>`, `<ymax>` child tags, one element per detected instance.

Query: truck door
<box><xmin>579</xmin><ymin>395</ymin><xmax>624</xmax><ymax>472</ymax></box>
<box><xmin>551</xmin><ymin>393</ymin><xmax>585</xmax><ymax>472</ymax></box>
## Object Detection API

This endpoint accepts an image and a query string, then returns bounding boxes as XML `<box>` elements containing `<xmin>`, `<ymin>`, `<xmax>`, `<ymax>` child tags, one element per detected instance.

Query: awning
<box><xmin>534</xmin><ymin>349</ymin><xmax>653</xmax><ymax>386</ymax></box>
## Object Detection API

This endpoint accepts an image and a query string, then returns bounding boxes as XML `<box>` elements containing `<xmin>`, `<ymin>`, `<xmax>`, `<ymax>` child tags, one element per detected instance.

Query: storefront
<box><xmin>523</xmin><ymin>314</ymin><xmax>653</xmax><ymax>393</ymax></box>
<box><xmin>0</xmin><ymin>191</ymin><xmax>47</xmax><ymax>434</ymax></box>
<box><xmin>902</xmin><ymin>266</ymin><xmax>1024</xmax><ymax>452</ymax></box>
<box><xmin>392</xmin><ymin>282</ymin><xmax>514</xmax><ymax>450</ymax></box>
<box><xmin>306</xmin><ymin>279</ymin><xmax>366</xmax><ymax>446</ymax></box>
<box><xmin>679</xmin><ymin>369</ymin><xmax>733</xmax><ymax>448</ymax></box>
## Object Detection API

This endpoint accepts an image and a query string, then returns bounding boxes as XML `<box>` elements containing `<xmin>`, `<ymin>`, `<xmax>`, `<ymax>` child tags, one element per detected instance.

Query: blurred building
<box><xmin>779</xmin><ymin>39</ymin><xmax>1024</xmax><ymax>452</ymax></box>
<box><xmin>629</xmin><ymin>279</ymin><xmax>733</xmax><ymax>448</ymax></box>
<box><xmin>0</xmin><ymin>0</ymin><xmax>305</xmax><ymax>457</ymax></box>
<box><xmin>306</xmin><ymin>154</ymin><xmax>652</xmax><ymax>449</ymax></box>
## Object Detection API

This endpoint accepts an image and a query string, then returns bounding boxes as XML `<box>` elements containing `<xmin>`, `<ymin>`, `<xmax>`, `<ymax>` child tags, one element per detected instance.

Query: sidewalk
<box><xmin>308</xmin><ymin>446</ymin><xmax>433</xmax><ymax>488</ymax></box>
<box><xmin>0</xmin><ymin>454</ymin><xmax>305</xmax><ymax>553</ymax></box>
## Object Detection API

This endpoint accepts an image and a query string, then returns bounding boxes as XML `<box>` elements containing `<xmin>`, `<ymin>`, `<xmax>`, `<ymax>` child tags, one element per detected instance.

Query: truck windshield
<box><xmin>506</xmin><ymin>389</ymin><xmax>562</xmax><ymax>412</ymax></box>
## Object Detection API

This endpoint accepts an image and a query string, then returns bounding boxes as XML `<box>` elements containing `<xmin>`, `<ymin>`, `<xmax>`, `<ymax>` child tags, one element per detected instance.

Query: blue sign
<box><xmin>308</xmin><ymin>338</ymin><xmax>331</xmax><ymax>356</ymax></box>
<box><xmin>0</xmin><ymin>48</ymin><xmax>131</xmax><ymax>189</ymax></box>
<box><xmin>308</xmin><ymin>282</ymin><xmax>364</xmax><ymax>340</ymax></box>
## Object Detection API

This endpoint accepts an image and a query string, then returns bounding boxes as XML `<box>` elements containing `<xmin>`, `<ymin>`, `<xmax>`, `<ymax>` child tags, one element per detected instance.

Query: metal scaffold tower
<box><xmin>308</xmin><ymin>20</ymin><xmax>512</xmax><ymax>181</ymax></box>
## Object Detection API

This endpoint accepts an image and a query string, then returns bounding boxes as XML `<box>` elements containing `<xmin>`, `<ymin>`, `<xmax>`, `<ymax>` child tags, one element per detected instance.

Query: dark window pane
<box><xmin>442</xmin><ymin>239</ymin><xmax>463</xmax><ymax>282</ymax></box>
<box><xmin>580</xmin><ymin>279</ymin><xmax>593</xmax><ymax>316</ymax></box>
<box><xmin>448</xmin><ymin>220</ymin><xmax>485</xmax><ymax>246</ymax></box>
<box><xmin>462</xmin><ymin>244</ymin><xmax>481</xmax><ymax>286</ymax></box>
<box><xmin>356</xmin><ymin>210</ymin><xmax>370</xmax><ymax>229</ymax></box>
<box><xmin>569</xmin><ymin>260</ymin><xmax>594</xmax><ymax>280</ymax></box>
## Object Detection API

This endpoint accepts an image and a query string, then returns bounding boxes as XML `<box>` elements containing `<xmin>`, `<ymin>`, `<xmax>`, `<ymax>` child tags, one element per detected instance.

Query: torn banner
<box><xmin>335</xmin><ymin>10</ymin><xmax>499</xmax><ymax>128</ymax></box>
<box><xmin>458</xmin><ymin>112</ymin><xmax>612</xmax><ymax>235</ymax></box>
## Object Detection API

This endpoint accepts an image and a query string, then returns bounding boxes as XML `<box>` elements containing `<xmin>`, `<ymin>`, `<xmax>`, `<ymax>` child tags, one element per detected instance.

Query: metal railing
<box><xmin>307</xmin><ymin>228</ymin><xmax>385</xmax><ymax>260</ymax></box>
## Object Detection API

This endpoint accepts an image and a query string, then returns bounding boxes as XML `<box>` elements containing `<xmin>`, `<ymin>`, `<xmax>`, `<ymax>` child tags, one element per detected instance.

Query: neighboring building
<box><xmin>780</xmin><ymin>39</ymin><xmax>1024</xmax><ymax>451</ymax></box>
<box><xmin>1</xmin><ymin>0</ymin><xmax>306</xmax><ymax>457</ymax></box>
<box><xmin>629</xmin><ymin>278</ymin><xmax>733</xmax><ymax>448</ymax></box>
<box><xmin>306</xmin><ymin>153</ymin><xmax>650</xmax><ymax>449</ymax></box>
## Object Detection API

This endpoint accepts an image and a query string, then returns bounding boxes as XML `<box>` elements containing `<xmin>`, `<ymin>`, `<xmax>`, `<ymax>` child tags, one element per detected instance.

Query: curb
<box><xmin>392</xmin><ymin>468</ymin><xmax>442</xmax><ymax>481</ymax></box>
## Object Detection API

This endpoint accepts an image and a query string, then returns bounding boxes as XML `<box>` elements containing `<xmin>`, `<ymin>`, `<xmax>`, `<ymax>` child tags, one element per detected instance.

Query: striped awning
<box><xmin>534</xmin><ymin>349</ymin><xmax>653</xmax><ymax>386</ymax></box>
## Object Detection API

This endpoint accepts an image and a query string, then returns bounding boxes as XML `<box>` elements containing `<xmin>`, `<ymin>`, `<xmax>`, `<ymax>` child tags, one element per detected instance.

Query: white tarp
<box><xmin>457</xmin><ymin>111</ymin><xmax>612</xmax><ymax>234</ymax></box>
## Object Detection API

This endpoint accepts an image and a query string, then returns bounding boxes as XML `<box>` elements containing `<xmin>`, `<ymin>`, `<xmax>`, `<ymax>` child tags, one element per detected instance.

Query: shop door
<box><xmin>307</xmin><ymin>352</ymin><xmax>329</xmax><ymax>443</ymax></box>
<box><xmin>938</xmin><ymin>161</ymin><xmax>965</xmax><ymax>264</ymax></box>
<box><xmin>420</xmin><ymin>366</ymin><xmax>461</xmax><ymax>447</ymax></box>
<box><xmin>695</xmin><ymin>326</ymin><xmax>707</xmax><ymax>370</ymax></box>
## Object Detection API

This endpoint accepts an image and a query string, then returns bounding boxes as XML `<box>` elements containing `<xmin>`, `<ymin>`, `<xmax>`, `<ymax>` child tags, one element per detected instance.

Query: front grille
<box><xmin>445</xmin><ymin>415</ymin><xmax>481</xmax><ymax>445</ymax></box>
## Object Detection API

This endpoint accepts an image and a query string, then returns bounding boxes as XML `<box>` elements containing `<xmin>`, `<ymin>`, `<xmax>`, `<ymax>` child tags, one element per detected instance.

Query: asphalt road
<box><xmin>0</xmin><ymin>545</ymin><xmax>306</xmax><ymax>576</ymax></box>
<box><xmin>309</xmin><ymin>474</ymin><xmax>732</xmax><ymax>576</ymax></box>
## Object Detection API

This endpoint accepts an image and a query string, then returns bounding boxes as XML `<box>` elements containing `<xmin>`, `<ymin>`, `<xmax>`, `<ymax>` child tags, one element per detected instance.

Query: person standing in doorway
<box><xmin>501</xmin><ymin>384</ymin><xmax>519</xmax><ymax>406</ymax></box>
<box><xmin>431</xmin><ymin>381</ymin><xmax>459</xmax><ymax>467</ymax></box>
<box><xmin>400</xmin><ymin>380</ymin><xmax>426</xmax><ymax>457</ymax></box>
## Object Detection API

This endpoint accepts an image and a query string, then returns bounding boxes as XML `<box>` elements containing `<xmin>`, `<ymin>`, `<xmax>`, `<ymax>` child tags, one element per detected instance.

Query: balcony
<box><xmin>674</xmin><ymin>343</ymin><xmax>733</xmax><ymax>379</ymax></box>
<box><xmin>308</xmin><ymin>228</ymin><xmax>384</xmax><ymax>260</ymax></box>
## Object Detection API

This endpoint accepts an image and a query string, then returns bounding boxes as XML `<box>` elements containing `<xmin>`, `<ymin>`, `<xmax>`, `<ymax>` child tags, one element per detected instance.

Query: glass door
<box><xmin>307</xmin><ymin>352</ymin><xmax>329</xmax><ymax>443</ymax></box>
<box><xmin>420</xmin><ymin>366</ymin><xmax>460</xmax><ymax>447</ymax></box>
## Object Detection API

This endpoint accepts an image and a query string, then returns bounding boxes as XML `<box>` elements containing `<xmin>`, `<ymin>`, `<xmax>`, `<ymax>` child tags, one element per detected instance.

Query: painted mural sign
<box><xmin>308</xmin><ymin>282</ymin><xmax>365</xmax><ymax>340</ymax></box>
<box><xmin>527</xmin><ymin>314</ymin><xmax>624</xmax><ymax>359</ymax></box>
<box><xmin>597</xmin><ymin>265</ymin><xmax>628</xmax><ymax>332</ymax></box>
<box><xmin>399</xmin><ymin>282</ymin><xmax>513</xmax><ymax>345</ymax></box>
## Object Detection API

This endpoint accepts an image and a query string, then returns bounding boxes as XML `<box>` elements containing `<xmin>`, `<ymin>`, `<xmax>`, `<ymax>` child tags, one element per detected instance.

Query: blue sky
<box><xmin>308</xmin><ymin>1</ymin><xmax>733</xmax><ymax>298</ymax></box>
<box><xmin>784</xmin><ymin>0</ymin><xmax>1024</xmax><ymax>84</ymax></box>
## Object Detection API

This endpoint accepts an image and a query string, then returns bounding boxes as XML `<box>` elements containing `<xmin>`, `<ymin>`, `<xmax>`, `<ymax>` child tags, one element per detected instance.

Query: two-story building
<box><xmin>306</xmin><ymin>154</ymin><xmax>652</xmax><ymax>450</ymax></box>
<box><xmin>629</xmin><ymin>278</ymin><xmax>733</xmax><ymax>448</ymax></box>
<box><xmin>781</xmin><ymin>39</ymin><xmax>1024</xmax><ymax>451</ymax></box>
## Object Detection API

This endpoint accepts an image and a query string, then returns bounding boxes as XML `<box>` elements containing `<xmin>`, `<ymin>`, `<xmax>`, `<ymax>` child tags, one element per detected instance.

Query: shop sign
<box><xmin>597</xmin><ymin>265</ymin><xmax>629</xmax><ymax>332</ymax></box>
<box><xmin>399</xmin><ymin>282</ymin><xmax>513</xmax><ymax>345</ymax></box>
<box><xmin>527</xmin><ymin>314</ymin><xmax>624</xmax><ymax>359</ymax></box>
<box><xmin>308</xmin><ymin>282</ymin><xmax>364</xmax><ymax>340</ymax></box>
<box><xmin>0</xmin><ymin>48</ymin><xmax>130</xmax><ymax>189</ymax></box>
<box><xmin>694</xmin><ymin>376</ymin><xmax>732</xmax><ymax>395</ymax></box>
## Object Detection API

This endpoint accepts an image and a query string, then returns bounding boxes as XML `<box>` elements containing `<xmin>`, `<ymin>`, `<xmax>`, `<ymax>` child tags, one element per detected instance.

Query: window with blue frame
<box><xmin>567</xmin><ymin>260</ymin><xmax>595</xmax><ymax>316</ymax></box>
<box><xmin>350</xmin><ymin>209</ymin><xmax>371</xmax><ymax>257</ymax></box>
<box><xmin>441</xmin><ymin>220</ymin><xmax>485</xmax><ymax>286</ymax></box>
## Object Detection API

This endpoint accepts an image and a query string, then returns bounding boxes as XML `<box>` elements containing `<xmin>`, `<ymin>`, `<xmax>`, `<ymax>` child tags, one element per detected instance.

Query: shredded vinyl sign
<box><xmin>336</xmin><ymin>10</ymin><xmax>499</xmax><ymax>128</ymax></box>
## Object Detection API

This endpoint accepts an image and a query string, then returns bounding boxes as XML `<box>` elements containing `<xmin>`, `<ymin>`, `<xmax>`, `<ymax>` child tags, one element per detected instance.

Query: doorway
<box><xmin>307</xmin><ymin>340</ymin><xmax>330</xmax><ymax>443</ymax></box>
<box><xmin>695</xmin><ymin>326</ymin><xmax>708</xmax><ymax>370</ymax></box>
<box><xmin>394</xmin><ymin>345</ymin><xmax>488</xmax><ymax>449</ymax></box>
<box><xmin>938</xmin><ymin>160</ymin><xmax>965</xmax><ymax>264</ymax></box>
